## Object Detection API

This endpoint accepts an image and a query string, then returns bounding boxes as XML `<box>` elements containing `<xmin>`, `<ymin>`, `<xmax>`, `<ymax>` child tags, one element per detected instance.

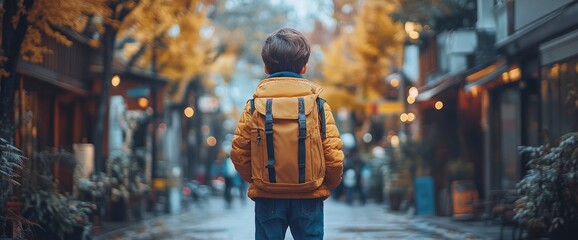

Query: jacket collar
<box><xmin>267</xmin><ymin>71</ymin><xmax>303</xmax><ymax>79</ymax></box>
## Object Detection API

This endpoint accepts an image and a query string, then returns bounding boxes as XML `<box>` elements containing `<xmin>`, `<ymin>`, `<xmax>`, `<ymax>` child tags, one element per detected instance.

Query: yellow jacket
<box><xmin>230</xmin><ymin>77</ymin><xmax>344</xmax><ymax>199</ymax></box>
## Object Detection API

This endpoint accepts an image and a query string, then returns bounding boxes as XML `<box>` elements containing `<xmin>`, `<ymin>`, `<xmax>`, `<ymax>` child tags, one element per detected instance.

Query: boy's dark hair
<box><xmin>261</xmin><ymin>28</ymin><xmax>311</xmax><ymax>74</ymax></box>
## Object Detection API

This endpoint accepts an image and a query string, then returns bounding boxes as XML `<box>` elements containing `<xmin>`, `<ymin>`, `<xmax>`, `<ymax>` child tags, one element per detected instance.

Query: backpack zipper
<box><xmin>257</xmin><ymin>129</ymin><xmax>261</xmax><ymax>145</ymax></box>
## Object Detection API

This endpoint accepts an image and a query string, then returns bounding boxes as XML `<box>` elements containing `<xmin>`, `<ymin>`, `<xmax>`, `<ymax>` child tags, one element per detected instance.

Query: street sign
<box><xmin>366</xmin><ymin>102</ymin><xmax>404</xmax><ymax>114</ymax></box>
<box><xmin>127</xmin><ymin>87</ymin><xmax>150</xmax><ymax>98</ymax></box>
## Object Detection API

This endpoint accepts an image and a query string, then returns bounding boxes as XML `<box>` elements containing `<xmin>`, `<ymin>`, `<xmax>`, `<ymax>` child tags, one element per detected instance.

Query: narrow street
<box><xmin>96</xmin><ymin>196</ymin><xmax>474</xmax><ymax>240</ymax></box>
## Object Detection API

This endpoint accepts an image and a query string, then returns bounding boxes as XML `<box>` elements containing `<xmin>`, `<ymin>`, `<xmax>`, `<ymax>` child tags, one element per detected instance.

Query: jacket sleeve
<box><xmin>230</xmin><ymin>102</ymin><xmax>253</xmax><ymax>183</ymax></box>
<box><xmin>321</xmin><ymin>103</ymin><xmax>344</xmax><ymax>190</ymax></box>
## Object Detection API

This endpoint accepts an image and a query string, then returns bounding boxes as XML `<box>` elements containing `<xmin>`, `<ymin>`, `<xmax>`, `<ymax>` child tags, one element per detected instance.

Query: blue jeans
<box><xmin>255</xmin><ymin>198</ymin><xmax>324</xmax><ymax>240</ymax></box>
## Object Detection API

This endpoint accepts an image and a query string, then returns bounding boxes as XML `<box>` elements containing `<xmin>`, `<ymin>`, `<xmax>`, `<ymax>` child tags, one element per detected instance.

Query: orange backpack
<box><xmin>248</xmin><ymin>94</ymin><xmax>327</xmax><ymax>193</ymax></box>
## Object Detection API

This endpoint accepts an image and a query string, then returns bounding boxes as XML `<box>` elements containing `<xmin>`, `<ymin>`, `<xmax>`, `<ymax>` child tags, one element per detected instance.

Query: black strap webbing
<box><xmin>297</xmin><ymin>97</ymin><xmax>306</xmax><ymax>183</ymax></box>
<box><xmin>317</xmin><ymin>98</ymin><xmax>327</xmax><ymax>140</ymax></box>
<box><xmin>249</xmin><ymin>99</ymin><xmax>255</xmax><ymax>114</ymax></box>
<box><xmin>265</xmin><ymin>99</ymin><xmax>276</xmax><ymax>183</ymax></box>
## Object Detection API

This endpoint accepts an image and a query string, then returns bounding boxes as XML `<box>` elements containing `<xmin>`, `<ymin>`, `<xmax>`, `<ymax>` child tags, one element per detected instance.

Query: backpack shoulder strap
<box><xmin>264</xmin><ymin>98</ymin><xmax>276</xmax><ymax>183</ymax></box>
<box><xmin>316</xmin><ymin>97</ymin><xmax>327</xmax><ymax>140</ymax></box>
<box><xmin>249</xmin><ymin>98</ymin><xmax>255</xmax><ymax>114</ymax></box>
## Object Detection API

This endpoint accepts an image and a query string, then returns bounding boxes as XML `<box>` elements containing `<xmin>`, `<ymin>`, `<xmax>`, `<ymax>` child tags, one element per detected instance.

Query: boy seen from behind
<box><xmin>230</xmin><ymin>27</ymin><xmax>344</xmax><ymax>240</ymax></box>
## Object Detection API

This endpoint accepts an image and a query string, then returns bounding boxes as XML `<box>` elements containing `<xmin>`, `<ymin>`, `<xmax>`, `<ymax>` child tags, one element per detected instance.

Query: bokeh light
<box><xmin>184</xmin><ymin>107</ymin><xmax>194</xmax><ymax>118</ymax></box>
<box><xmin>435</xmin><ymin>101</ymin><xmax>444</xmax><ymax>110</ymax></box>
<box><xmin>206</xmin><ymin>136</ymin><xmax>217</xmax><ymax>147</ymax></box>
<box><xmin>111</xmin><ymin>75</ymin><xmax>121</xmax><ymax>87</ymax></box>
<box><xmin>138</xmin><ymin>98</ymin><xmax>148</xmax><ymax>108</ymax></box>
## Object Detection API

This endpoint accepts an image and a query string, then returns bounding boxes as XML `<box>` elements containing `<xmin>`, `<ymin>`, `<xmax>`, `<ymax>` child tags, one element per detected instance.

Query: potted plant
<box><xmin>19</xmin><ymin>149</ymin><xmax>94</xmax><ymax>240</ymax></box>
<box><xmin>76</xmin><ymin>172</ymin><xmax>110</xmax><ymax>232</ymax></box>
<box><xmin>0</xmin><ymin>137</ymin><xmax>26</xmax><ymax>239</ymax></box>
<box><xmin>516</xmin><ymin>132</ymin><xmax>578</xmax><ymax>239</ymax></box>
<box><xmin>106</xmin><ymin>155</ymin><xmax>130</xmax><ymax>221</ymax></box>
<box><xmin>22</xmin><ymin>189</ymin><xmax>94</xmax><ymax>240</ymax></box>
<box><xmin>77</xmin><ymin>173</ymin><xmax>109</xmax><ymax>201</ymax></box>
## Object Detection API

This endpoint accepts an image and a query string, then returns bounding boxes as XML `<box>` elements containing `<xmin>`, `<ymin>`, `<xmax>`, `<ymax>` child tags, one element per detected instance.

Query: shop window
<box><xmin>560</xmin><ymin>59</ymin><xmax>578</xmax><ymax>134</ymax></box>
<box><xmin>542</xmin><ymin>58</ymin><xmax>578</xmax><ymax>139</ymax></box>
<box><xmin>499</xmin><ymin>88</ymin><xmax>520</xmax><ymax>190</ymax></box>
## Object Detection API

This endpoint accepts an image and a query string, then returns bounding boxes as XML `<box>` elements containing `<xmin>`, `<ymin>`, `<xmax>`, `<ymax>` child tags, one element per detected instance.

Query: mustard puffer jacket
<box><xmin>230</xmin><ymin>77</ymin><xmax>344</xmax><ymax>200</ymax></box>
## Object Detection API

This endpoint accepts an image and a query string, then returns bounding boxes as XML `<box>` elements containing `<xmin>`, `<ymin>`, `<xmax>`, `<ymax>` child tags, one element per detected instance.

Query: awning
<box><xmin>17</xmin><ymin>60</ymin><xmax>91</xmax><ymax>96</ymax></box>
<box><xmin>416</xmin><ymin>71</ymin><xmax>464</xmax><ymax>102</ymax></box>
<box><xmin>497</xmin><ymin>2</ymin><xmax>578</xmax><ymax>56</ymax></box>
<box><xmin>464</xmin><ymin>63</ymin><xmax>508</xmax><ymax>92</ymax></box>
<box><xmin>122</xmin><ymin>68</ymin><xmax>169</xmax><ymax>86</ymax></box>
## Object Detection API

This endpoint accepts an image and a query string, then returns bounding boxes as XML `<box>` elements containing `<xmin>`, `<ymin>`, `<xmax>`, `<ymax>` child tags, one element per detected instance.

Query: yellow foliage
<box><xmin>321</xmin><ymin>34</ymin><xmax>364</xmax><ymax>87</ymax></box>
<box><xmin>320</xmin><ymin>0</ymin><xmax>405</xmax><ymax>113</ymax></box>
<box><xmin>20</xmin><ymin>0</ymin><xmax>109</xmax><ymax>60</ymax></box>
<box><xmin>68</xmin><ymin>0</ymin><xmax>211</xmax><ymax>103</ymax></box>
<box><xmin>319</xmin><ymin>84</ymin><xmax>362</xmax><ymax>111</ymax></box>
<box><xmin>21</xmin><ymin>28</ymin><xmax>52</xmax><ymax>63</ymax></box>
<box><xmin>321</xmin><ymin>0</ymin><xmax>404</xmax><ymax>104</ymax></box>
<box><xmin>87</xmin><ymin>39</ymin><xmax>101</xmax><ymax>48</ymax></box>
<box><xmin>117</xmin><ymin>0</ymin><xmax>208</xmax><ymax>82</ymax></box>
<box><xmin>119</xmin><ymin>0</ymin><xmax>194</xmax><ymax>44</ymax></box>
<box><xmin>352</xmin><ymin>0</ymin><xmax>404</xmax><ymax>79</ymax></box>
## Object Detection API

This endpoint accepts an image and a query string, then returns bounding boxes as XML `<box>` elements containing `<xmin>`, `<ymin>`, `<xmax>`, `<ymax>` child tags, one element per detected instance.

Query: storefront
<box><xmin>13</xmin><ymin>36</ymin><xmax>95</xmax><ymax>193</ymax></box>
<box><xmin>416</xmin><ymin>72</ymin><xmax>463</xmax><ymax>216</ymax></box>
<box><xmin>540</xmin><ymin>29</ymin><xmax>578</xmax><ymax>139</ymax></box>
<box><xmin>462</xmin><ymin>59</ymin><xmax>537</xmax><ymax>200</ymax></box>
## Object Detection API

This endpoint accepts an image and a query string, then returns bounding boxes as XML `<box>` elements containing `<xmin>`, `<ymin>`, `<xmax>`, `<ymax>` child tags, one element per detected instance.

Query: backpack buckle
<box><xmin>266</xmin><ymin>159</ymin><xmax>275</xmax><ymax>169</ymax></box>
<box><xmin>299</xmin><ymin>128</ymin><xmax>306</xmax><ymax>139</ymax></box>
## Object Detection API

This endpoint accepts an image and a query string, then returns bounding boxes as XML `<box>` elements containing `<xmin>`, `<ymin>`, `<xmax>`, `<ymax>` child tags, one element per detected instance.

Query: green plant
<box><xmin>515</xmin><ymin>132</ymin><xmax>578</xmax><ymax>236</ymax></box>
<box><xmin>19</xmin><ymin>149</ymin><xmax>93</xmax><ymax>239</ymax></box>
<box><xmin>0</xmin><ymin>137</ymin><xmax>25</xmax><ymax>185</ymax></box>
<box><xmin>77</xmin><ymin>172</ymin><xmax>110</xmax><ymax>199</ymax></box>
<box><xmin>107</xmin><ymin>154</ymin><xmax>149</xmax><ymax>198</ymax></box>
<box><xmin>22</xmin><ymin>190</ymin><xmax>94</xmax><ymax>239</ymax></box>
<box><xmin>1</xmin><ymin>137</ymin><xmax>26</xmax><ymax>238</ymax></box>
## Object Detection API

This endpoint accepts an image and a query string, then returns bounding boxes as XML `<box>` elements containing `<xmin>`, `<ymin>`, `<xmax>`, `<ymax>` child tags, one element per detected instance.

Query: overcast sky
<box><xmin>275</xmin><ymin>0</ymin><xmax>336</xmax><ymax>31</ymax></box>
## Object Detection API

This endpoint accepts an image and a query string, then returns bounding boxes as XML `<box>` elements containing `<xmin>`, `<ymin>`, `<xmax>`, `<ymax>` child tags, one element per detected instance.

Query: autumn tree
<box><xmin>118</xmin><ymin>0</ymin><xmax>208</xmax><ymax>81</ymax></box>
<box><xmin>0</xmin><ymin>0</ymin><xmax>107</xmax><ymax>142</ymax></box>
<box><xmin>351</xmin><ymin>0</ymin><xmax>404</xmax><ymax>100</ymax></box>
<box><xmin>319</xmin><ymin>33</ymin><xmax>363</xmax><ymax>110</ymax></box>
<box><xmin>321</xmin><ymin>0</ymin><xmax>403</xmax><ymax>104</ymax></box>
<box><xmin>92</xmin><ymin>0</ymin><xmax>207</xmax><ymax>172</ymax></box>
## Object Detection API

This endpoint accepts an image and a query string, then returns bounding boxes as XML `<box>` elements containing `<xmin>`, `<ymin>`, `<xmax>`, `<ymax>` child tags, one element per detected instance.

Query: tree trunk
<box><xmin>0</xmin><ymin>0</ymin><xmax>32</xmax><ymax>142</ymax></box>
<box><xmin>93</xmin><ymin>0</ymin><xmax>135</xmax><ymax>175</ymax></box>
<box><xmin>93</xmin><ymin>26</ymin><xmax>116</xmax><ymax>174</ymax></box>
<box><xmin>0</xmin><ymin>0</ymin><xmax>33</xmax><ymax>233</ymax></box>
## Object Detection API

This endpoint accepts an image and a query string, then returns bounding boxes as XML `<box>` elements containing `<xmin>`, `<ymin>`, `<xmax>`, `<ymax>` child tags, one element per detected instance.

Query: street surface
<box><xmin>97</xmin><ymin>196</ymin><xmax>476</xmax><ymax>240</ymax></box>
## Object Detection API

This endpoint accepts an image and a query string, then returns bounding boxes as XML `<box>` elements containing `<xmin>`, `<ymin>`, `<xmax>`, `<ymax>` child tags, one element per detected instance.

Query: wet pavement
<box><xmin>95</xmin><ymin>196</ymin><xmax>478</xmax><ymax>240</ymax></box>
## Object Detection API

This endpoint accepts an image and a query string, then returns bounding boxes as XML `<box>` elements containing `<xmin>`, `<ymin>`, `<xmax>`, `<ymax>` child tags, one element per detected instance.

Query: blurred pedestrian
<box><xmin>343</xmin><ymin>167</ymin><xmax>356</xmax><ymax>206</ymax></box>
<box><xmin>353</xmin><ymin>160</ymin><xmax>367</xmax><ymax>206</ymax></box>
<box><xmin>223</xmin><ymin>157</ymin><xmax>236</xmax><ymax>209</ymax></box>
<box><xmin>234</xmin><ymin>172</ymin><xmax>247</xmax><ymax>205</ymax></box>
<box><xmin>230</xmin><ymin>27</ymin><xmax>344</xmax><ymax>240</ymax></box>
